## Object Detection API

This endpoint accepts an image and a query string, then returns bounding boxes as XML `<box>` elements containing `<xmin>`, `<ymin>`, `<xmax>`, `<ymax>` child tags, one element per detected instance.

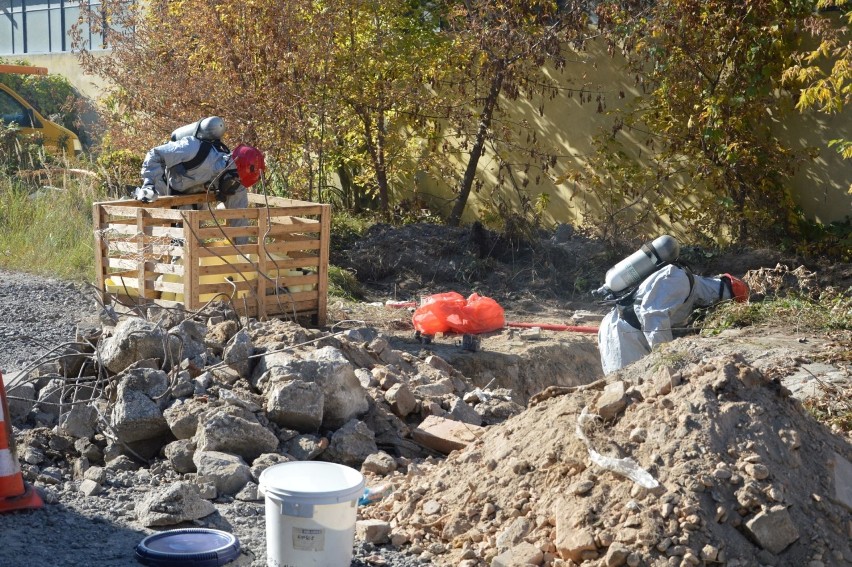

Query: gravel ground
<box><xmin>0</xmin><ymin>269</ymin><xmax>101</xmax><ymax>376</ymax></box>
<box><xmin>0</xmin><ymin>269</ymin><xmax>424</xmax><ymax>567</ymax></box>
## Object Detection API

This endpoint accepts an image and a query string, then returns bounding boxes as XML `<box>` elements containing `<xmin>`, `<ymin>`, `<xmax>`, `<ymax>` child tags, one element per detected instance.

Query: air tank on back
<box><xmin>170</xmin><ymin>116</ymin><xmax>226</xmax><ymax>142</ymax></box>
<box><xmin>594</xmin><ymin>235</ymin><xmax>680</xmax><ymax>298</ymax></box>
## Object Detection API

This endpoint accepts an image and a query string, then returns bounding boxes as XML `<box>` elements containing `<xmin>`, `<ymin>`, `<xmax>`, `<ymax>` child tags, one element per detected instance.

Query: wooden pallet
<box><xmin>93</xmin><ymin>192</ymin><xmax>330</xmax><ymax>325</ymax></box>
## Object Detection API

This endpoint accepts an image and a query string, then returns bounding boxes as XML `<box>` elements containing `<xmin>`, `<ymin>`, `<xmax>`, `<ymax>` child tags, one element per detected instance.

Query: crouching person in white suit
<box><xmin>598</xmin><ymin>264</ymin><xmax>749</xmax><ymax>375</ymax></box>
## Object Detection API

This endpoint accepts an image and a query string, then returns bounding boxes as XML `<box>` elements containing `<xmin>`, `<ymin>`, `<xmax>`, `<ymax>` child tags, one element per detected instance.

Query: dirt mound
<box><xmin>336</xmin><ymin>224</ymin><xmax>852</xmax><ymax>306</ymax></box>
<box><xmin>359</xmin><ymin>330</ymin><xmax>852</xmax><ymax>566</ymax></box>
<box><xmin>333</xmin><ymin>223</ymin><xmax>613</xmax><ymax>301</ymax></box>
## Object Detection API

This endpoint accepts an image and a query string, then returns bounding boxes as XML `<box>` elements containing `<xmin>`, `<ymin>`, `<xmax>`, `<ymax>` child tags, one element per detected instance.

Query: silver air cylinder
<box><xmin>599</xmin><ymin>235</ymin><xmax>680</xmax><ymax>296</ymax></box>
<box><xmin>170</xmin><ymin>116</ymin><xmax>226</xmax><ymax>142</ymax></box>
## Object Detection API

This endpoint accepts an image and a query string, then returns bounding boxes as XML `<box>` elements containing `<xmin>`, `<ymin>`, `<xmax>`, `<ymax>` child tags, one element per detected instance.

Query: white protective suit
<box><xmin>139</xmin><ymin>136</ymin><xmax>248</xmax><ymax>212</ymax></box>
<box><xmin>598</xmin><ymin>264</ymin><xmax>733</xmax><ymax>375</ymax></box>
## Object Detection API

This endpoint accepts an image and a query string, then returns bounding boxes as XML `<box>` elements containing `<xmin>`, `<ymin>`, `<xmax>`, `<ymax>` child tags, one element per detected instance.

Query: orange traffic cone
<box><xmin>0</xmin><ymin>372</ymin><xmax>43</xmax><ymax>513</ymax></box>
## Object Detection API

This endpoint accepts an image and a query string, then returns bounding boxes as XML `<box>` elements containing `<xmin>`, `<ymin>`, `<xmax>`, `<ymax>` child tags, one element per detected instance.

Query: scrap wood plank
<box><xmin>246</xmin><ymin>192</ymin><xmax>323</xmax><ymax>210</ymax></box>
<box><xmin>98</xmin><ymin>193</ymin><xmax>215</xmax><ymax>208</ymax></box>
<box><xmin>318</xmin><ymin>203</ymin><xmax>330</xmax><ymax>324</ymax></box>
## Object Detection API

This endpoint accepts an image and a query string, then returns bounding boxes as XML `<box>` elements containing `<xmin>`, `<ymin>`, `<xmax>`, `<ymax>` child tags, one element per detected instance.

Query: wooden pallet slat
<box><xmin>94</xmin><ymin>194</ymin><xmax>329</xmax><ymax>325</ymax></box>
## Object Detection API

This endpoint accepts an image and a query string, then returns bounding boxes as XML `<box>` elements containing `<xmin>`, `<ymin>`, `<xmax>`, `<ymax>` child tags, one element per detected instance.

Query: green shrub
<box><xmin>96</xmin><ymin>148</ymin><xmax>143</xmax><ymax>197</ymax></box>
<box><xmin>328</xmin><ymin>265</ymin><xmax>363</xmax><ymax>300</ymax></box>
<box><xmin>0</xmin><ymin>58</ymin><xmax>82</xmax><ymax>136</ymax></box>
<box><xmin>331</xmin><ymin>211</ymin><xmax>373</xmax><ymax>253</ymax></box>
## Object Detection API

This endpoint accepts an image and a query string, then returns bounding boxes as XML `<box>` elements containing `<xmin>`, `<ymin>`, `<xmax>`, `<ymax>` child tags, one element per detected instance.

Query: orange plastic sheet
<box><xmin>412</xmin><ymin>292</ymin><xmax>506</xmax><ymax>335</ymax></box>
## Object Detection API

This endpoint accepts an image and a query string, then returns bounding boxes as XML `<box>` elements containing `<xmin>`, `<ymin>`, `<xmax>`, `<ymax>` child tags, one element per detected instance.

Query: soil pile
<box><xmin>357</xmin><ymin>330</ymin><xmax>852</xmax><ymax>566</ymax></box>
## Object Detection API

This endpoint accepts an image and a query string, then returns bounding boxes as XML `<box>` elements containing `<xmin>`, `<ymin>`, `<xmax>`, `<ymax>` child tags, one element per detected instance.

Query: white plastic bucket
<box><xmin>258</xmin><ymin>461</ymin><xmax>365</xmax><ymax>567</ymax></box>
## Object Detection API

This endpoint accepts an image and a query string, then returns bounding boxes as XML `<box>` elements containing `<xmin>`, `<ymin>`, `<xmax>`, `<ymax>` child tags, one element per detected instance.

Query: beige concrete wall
<box><xmin>32</xmin><ymin>47</ymin><xmax>852</xmax><ymax>226</ymax></box>
<box><xmin>773</xmin><ymin>96</ymin><xmax>852</xmax><ymax>225</ymax></box>
<box><xmin>410</xmin><ymin>40</ymin><xmax>851</xmax><ymax>228</ymax></box>
<box><xmin>16</xmin><ymin>52</ymin><xmax>107</xmax><ymax>100</ymax></box>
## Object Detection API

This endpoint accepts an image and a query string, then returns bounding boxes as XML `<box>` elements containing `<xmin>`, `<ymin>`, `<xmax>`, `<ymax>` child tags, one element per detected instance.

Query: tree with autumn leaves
<box><xmin>76</xmin><ymin>0</ymin><xmax>847</xmax><ymax>246</ymax></box>
<box><xmin>785</xmin><ymin>0</ymin><xmax>851</xmax><ymax>192</ymax></box>
<box><xmin>76</xmin><ymin>0</ymin><xmax>595</xmax><ymax>222</ymax></box>
<box><xmin>595</xmin><ymin>0</ymin><xmax>828</xmax><ymax>244</ymax></box>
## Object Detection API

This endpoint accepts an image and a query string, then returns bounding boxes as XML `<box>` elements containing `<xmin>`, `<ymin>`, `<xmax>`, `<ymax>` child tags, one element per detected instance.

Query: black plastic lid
<box><xmin>135</xmin><ymin>528</ymin><xmax>240</xmax><ymax>567</ymax></box>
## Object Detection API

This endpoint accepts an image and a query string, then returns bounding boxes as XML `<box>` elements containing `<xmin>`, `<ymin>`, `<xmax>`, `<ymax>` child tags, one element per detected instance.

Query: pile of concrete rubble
<box><xmin>5</xmin><ymin>304</ymin><xmax>524</xmax><ymax>529</ymax></box>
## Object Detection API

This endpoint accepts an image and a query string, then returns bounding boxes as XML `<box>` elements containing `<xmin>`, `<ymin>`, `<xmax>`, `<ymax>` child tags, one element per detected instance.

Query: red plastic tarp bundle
<box><xmin>412</xmin><ymin>292</ymin><xmax>506</xmax><ymax>335</ymax></box>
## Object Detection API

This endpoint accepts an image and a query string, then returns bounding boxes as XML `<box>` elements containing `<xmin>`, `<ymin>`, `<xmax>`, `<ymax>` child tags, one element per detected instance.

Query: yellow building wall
<box><xmin>410</xmin><ymin>39</ymin><xmax>851</xmax><ymax>229</ymax></box>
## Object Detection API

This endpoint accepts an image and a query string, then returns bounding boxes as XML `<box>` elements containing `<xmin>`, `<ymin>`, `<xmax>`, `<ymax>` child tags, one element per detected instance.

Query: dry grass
<box><xmin>802</xmin><ymin>380</ymin><xmax>852</xmax><ymax>433</ymax></box>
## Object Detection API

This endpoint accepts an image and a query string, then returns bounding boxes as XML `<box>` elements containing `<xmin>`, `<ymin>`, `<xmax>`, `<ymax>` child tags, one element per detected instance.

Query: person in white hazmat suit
<box><xmin>135</xmin><ymin>116</ymin><xmax>265</xmax><ymax>213</ymax></box>
<box><xmin>598</xmin><ymin>263</ymin><xmax>749</xmax><ymax>375</ymax></box>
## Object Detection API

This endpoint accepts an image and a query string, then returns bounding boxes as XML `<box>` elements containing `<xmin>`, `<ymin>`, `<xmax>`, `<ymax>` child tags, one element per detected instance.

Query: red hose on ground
<box><xmin>506</xmin><ymin>321</ymin><xmax>599</xmax><ymax>333</ymax></box>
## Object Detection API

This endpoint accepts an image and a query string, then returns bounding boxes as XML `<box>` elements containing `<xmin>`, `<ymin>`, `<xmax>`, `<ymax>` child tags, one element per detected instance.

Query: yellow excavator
<box><xmin>0</xmin><ymin>64</ymin><xmax>82</xmax><ymax>155</ymax></box>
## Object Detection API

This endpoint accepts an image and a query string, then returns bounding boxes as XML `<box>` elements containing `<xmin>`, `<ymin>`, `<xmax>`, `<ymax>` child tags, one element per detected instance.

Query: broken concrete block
<box><xmin>83</xmin><ymin>466</ymin><xmax>106</xmax><ymax>484</ymax></box>
<box><xmin>554</xmin><ymin>499</ymin><xmax>597</xmax><ymax>562</ymax></box>
<box><xmin>99</xmin><ymin>317</ymin><xmax>167</xmax><ymax>373</ymax></box>
<box><xmin>492</xmin><ymin>542</ymin><xmax>544</xmax><ymax>567</ymax></box>
<box><xmin>135</xmin><ymin>481</ymin><xmax>216</xmax><ymax>527</ymax></box>
<box><xmin>110</xmin><ymin>370</ymin><xmax>170</xmax><ymax>444</ymax></box>
<box><xmin>356</xmin><ymin>519</ymin><xmax>391</xmax><ymax>544</ymax></box>
<box><xmin>355</xmin><ymin>368</ymin><xmax>377</xmax><ymax>389</ymax></box>
<box><xmin>164</xmin><ymin>439</ymin><xmax>197</xmax><ymax>474</ymax></box>
<box><xmin>250</xmin><ymin>453</ymin><xmax>296</xmax><ymax>482</ymax></box>
<box><xmin>286</xmin><ymin>434</ymin><xmax>328</xmax><ymax>461</ymax></box>
<box><xmin>412</xmin><ymin>415</ymin><xmax>484</xmax><ymax>454</ymax></box>
<box><xmin>605</xmin><ymin>543</ymin><xmax>630</xmax><ymax>566</ymax></box>
<box><xmin>385</xmin><ymin>383</ymin><xmax>416</xmax><ymax>417</ymax></box>
<box><xmin>58</xmin><ymin>404</ymin><xmax>98</xmax><ymax>439</ymax></box>
<box><xmin>195</xmin><ymin>406</ymin><xmax>279</xmax><ymax>462</ymax></box>
<box><xmin>169</xmin><ymin>370</ymin><xmax>195</xmax><ymax>398</ymax></box>
<box><xmin>361</xmin><ymin>451</ymin><xmax>397</xmax><ymax>475</ymax></box>
<box><xmin>496</xmin><ymin>517</ymin><xmax>533</xmax><ymax>551</ymax></box>
<box><xmin>72</xmin><ymin>457</ymin><xmax>90</xmax><ymax>481</ymax></box>
<box><xmin>449</xmin><ymin>398</ymin><xmax>481</xmax><ymax>426</ymax></box>
<box><xmin>79</xmin><ymin>478</ymin><xmax>102</xmax><ymax>497</ymax></box>
<box><xmin>7</xmin><ymin>380</ymin><xmax>35</xmax><ymax>422</ymax></box>
<box><xmin>193</xmin><ymin>451</ymin><xmax>252</xmax><ymax>496</ymax></box>
<box><xmin>266</xmin><ymin>379</ymin><xmax>324</xmax><ymax>432</ymax></box>
<box><xmin>425</xmin><ymin>355</ymin><xmax>453</xmax><ymax>373</ymax></box>
<box><xmin>596</xmin><ymin>381</ymin><xmax>627</xmax><ymax>420</ymax></box>
<box><xmin>167</xmin><ymin>319</ymin><xmax>208</xmax><ymax>368</ymax></box>
<box><xmin>163</xmin><ymin>398</ymin><xmax>207</xmax><ymax>440</ymax></box>
<box><xmin>223</xmin><ymin>328</ymin><xmax>253</xmax><ymax>378</ymax></box>
<box><xmin>235</xmin><ymin>482</ymin><xmax>260</xmax><ymax>502</ymax></box>
<box><xmin>413</xmin><ymin>377</ymin><xmax>456</xmax><ymax>397</ymax></box>
<box><xmin>255</xmin><ymin>346</ymin><xmax>368</xmax><ymax>429</ymax></box>
<box><xmin>519</xmin><ymin>327</ymin><xmax>542</xmax><ymax>341</ymax></box>
<box><xmin>370</xmin><ymin>337</ymin><xmax>405</xmax><ymax>366</ymax></box>
<box><xmin>323</xmin><ymin>419</ymin><xmax>378</xmax><ymax>468</ymax></box>
<box><xmin>373</xmin><ymin>366</ymin><xmax>401</xmax><ymax>390</ymax></box>
<box><xmin>744</xmin><ymin>505</ymin><xmax>799</xmax><ymax>554</ymax></box>
<box><xmin>646</xmin><ymin>366</ymin><xmax>681</xmax><ymax>398</ymax></box>
<box><xmin>571</xmin><ymin>310</ymin><xmax>604</xmax><ymax>325</ymax></box>
<box><xmin>35</xmin><ymin>379</ymin><xmax>64</xmax><ymax>423</ymax></box>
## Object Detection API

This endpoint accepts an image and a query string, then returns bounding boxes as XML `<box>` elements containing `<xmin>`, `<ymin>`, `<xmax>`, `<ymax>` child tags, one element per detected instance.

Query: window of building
<box><xmin>0</xmin><ymin>0</ymin><xmax>124</xmax><ymax>55</ymax></box>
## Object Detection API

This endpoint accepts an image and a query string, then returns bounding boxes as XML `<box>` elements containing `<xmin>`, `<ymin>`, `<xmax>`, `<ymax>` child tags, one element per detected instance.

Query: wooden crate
<box><xmin>93</xmin><ymin>192</ymin><xmax>330</xmax><ymax>325</ymax></box>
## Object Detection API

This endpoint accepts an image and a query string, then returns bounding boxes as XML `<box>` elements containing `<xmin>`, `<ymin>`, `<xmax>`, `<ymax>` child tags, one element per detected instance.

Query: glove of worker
<box><xmin>211</xmin><ymin>170</ymin><xmax>242</xmax><ymax>201</ymax></box>
<box><xmin>133</xmin><ymin>185</ymin><xmax>159</xmax><ymax>203</ymax></box>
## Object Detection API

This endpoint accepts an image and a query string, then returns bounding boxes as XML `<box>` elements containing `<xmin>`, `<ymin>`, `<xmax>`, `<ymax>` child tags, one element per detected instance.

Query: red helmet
<box><xmin>232</xmin><ymin>144</ymin><xmax>265</xmax><ymax>188</ymax></box>
<box><xmin>723</xmin><ymin>273</ymin><xmax>749</xmax><ymax>302</ymax></box>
